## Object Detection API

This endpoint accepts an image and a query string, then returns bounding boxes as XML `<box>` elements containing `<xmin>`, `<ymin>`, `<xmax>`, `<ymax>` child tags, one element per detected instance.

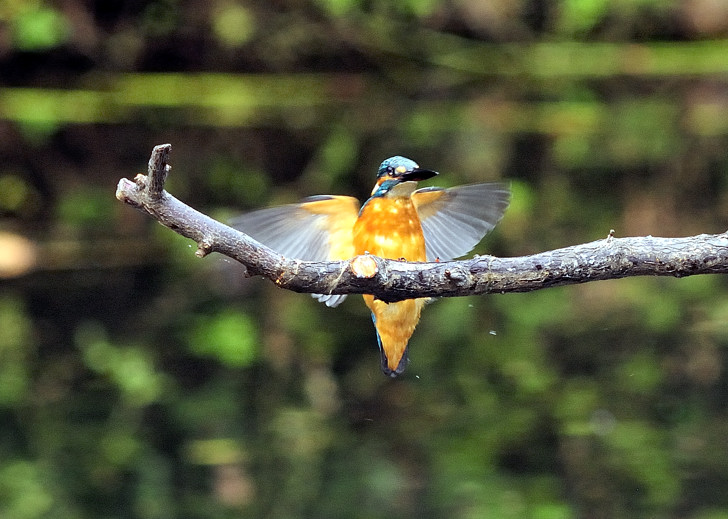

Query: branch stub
<box><xmin>351</xmin><ymin>255</ymin><xmax>379</xmax><ymax>278</ymax></box>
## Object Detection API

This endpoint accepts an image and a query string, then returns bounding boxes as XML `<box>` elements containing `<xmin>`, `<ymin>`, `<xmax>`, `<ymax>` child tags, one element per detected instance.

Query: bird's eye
<box><xmin>387</xmin><ymin>166</ymin><xmax>395</xmax><ymax>176</ymax></box>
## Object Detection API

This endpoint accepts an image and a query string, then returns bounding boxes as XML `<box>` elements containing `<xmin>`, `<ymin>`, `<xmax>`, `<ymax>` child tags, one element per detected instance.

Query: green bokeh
<box><xmin>188</xmin><ymin>309</ymin><xmax>259</xmax><ymax>367</ymax></box>
<box><xmin>11</xmin><ymin>5</ymin><xmax>69</xmax><ymax>51</ymax></box>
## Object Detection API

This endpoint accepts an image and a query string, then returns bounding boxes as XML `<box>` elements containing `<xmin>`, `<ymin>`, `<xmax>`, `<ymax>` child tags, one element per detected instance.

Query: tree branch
<box><xmin>116</xmin><ymin>144</ymin><xmax>728</xmax><ymax>303</ymax></box>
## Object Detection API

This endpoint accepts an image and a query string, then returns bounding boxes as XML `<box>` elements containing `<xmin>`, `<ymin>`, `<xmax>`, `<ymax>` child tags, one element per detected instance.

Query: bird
<box><xmin>231</xmin><ymin>156</ymin><xmax>510</xmax><ymax>377</ymax></box>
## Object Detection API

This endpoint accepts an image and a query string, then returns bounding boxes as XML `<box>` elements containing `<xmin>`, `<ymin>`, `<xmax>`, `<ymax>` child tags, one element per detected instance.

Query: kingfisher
<box><xmin>232</xmin><ymin>157</ymin><xmax>510</xmax><ymax>377</ymax></box>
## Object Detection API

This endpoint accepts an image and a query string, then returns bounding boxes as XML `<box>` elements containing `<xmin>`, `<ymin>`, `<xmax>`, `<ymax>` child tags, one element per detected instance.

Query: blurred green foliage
<box><xmin>188</xmin><ymin>309</ymin><xmax>259</xmax><ymax>367</ymax></box>
<box><xmin>11</xmin><ymin>4</ymin><xmax>70</xmax><ymax>51</ymax></box>
<box><xmin>1</xmin><ymin>0</ymin><xmax>728</xmax><ymax>518</ymax></box>
<box><xmin>0</xmin><ymin>295</ymin><xmax>32</xmax><ymax>405</ymax></box>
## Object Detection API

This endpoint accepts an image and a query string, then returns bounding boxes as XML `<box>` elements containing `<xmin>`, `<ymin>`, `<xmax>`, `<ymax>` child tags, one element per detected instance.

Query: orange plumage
<box><xmin>354</xmin><ymin>190</ymin><xmax>429</xmax><ymax>374</ymax></box>
<box><xmin>232</xmin><ymin>156</ymin><xmax>510</xmax><ymax>376</ymax></box>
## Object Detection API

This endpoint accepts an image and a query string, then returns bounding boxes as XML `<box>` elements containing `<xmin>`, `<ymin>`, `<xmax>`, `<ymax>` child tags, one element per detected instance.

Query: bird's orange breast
<box><xmin>352</xmin><ymin>197</ymin><xmax>427</xmax><ymax>261</ymax></box>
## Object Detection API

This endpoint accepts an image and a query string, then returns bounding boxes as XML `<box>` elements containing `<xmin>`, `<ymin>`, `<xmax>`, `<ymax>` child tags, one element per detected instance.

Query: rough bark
<box><xmin>116</xmin><ymin>144</ymin><xmax>728</xmax><ymax>303</ymax></box>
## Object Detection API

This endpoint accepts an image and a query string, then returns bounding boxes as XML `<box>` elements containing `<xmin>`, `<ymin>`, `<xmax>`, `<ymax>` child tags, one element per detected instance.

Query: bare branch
<box><xmin>116</xmin><ymin>145</ymin><xmax>728</xmax><ymax>303</ymax></box>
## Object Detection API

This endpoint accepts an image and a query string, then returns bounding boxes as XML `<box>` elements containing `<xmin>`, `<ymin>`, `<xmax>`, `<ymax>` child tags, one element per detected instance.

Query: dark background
<box><xmin>2</xmin><ymin>1</ymin><xmax>728</xmax><ymax>517</ymax></box>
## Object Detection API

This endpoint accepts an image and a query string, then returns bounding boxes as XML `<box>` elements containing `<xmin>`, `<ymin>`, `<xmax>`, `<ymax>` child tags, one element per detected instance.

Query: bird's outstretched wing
<box><xmin>412</xmin><ymin>183</ymin><xmax>510</xmax><ymax>262</ymax></box>
<box><xmin>230</xmin><ymin>195</ymin><xmax>360</xmax><ymax>307</ymax></box>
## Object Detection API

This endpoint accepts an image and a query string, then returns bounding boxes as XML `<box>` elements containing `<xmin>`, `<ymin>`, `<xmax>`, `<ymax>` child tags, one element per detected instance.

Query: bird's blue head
<box><xmin>370</xmin><ymin>156</ymin><xmax>438</xmax><ymax>197</ymax></box>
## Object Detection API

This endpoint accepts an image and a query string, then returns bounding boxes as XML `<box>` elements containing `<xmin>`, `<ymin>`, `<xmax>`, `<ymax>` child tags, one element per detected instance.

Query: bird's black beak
<box><xmin>400</xmin><ymin>168</ymin><xmax>438</xmax><ymax>182</ymax></box>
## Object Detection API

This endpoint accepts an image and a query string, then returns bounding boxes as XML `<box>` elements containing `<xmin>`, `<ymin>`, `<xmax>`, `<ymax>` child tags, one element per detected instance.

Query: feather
<box><xmin>230</xmin><ymin>195</ymin><xmax>359</xmax><ymax>307</ymax></box>
<box><xmin>412</xmin><ymin>183</ymin><xmax>510</xmax><ymax>261</ymax></box>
